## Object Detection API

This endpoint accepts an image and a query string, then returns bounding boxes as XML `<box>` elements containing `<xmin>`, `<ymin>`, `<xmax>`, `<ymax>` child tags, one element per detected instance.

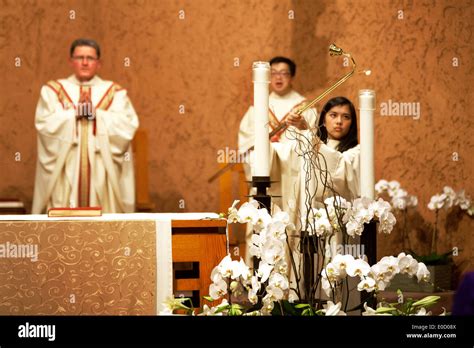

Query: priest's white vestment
<box><xmin>32</xmin><ymin>75</ymin><xmax>139</xmax><ymax>214</ymax></box>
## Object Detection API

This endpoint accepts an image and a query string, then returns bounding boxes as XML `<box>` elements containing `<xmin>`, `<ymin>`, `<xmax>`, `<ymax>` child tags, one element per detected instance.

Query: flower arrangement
<box><xmin>376</xmin><ymin>180</ymin><xmax>473</xmax><ymax>265</ymax></box>
<box><xmin>427</xmin><ymin>186</ymin><xmax>472</xmax><ymax>257</ymax></box>
<box><xmin>162</xmin><ymin>198</ymin><xmax>440</xmax><ymax>316</ymax></box>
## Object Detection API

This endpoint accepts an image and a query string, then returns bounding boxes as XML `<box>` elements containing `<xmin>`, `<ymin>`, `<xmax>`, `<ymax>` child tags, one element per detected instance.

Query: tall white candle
<box><xmin>359</xmin><ymin>89</ymin><xmax>376</xmax><ymax>199</ymax></box>
<box><xmin>252</xmin><ymin>61</ymin><xmax>271</xmax><ymax>177</ymax></box>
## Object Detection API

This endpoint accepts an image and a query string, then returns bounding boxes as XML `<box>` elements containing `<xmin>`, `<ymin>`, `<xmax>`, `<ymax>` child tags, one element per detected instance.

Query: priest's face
<box><xmin>324</xmin><ymin>104</ymin><xmax>352</xmax><ymax>140</ymax></box>
<box><xmin>69</xmin><ymin>46</ymin><xmax>101</xmax><ymax>82</ymax></box>
<box><xmin>270</xmin><ymin>62</ymin><xmax>293</xmax><ymax>96</ymax></box>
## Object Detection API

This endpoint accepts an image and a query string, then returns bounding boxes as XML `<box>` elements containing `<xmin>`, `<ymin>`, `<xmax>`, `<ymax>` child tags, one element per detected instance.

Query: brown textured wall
<box><xmin>0</xmin><ymin>0</ymin><xmax>473</xmax><ymax>278</ymax></box>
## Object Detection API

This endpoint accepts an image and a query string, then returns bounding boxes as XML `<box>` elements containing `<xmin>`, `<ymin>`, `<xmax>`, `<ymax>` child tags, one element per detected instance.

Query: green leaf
<box><xmin>375</xmin><ymin>307</ymin><xmax>397</xmax><ymax>314</ymax></box>
<box><xmin>278</xmin><ymin>300</ymin><xmax>299</xmax><ymax>316</ymax></box>
<box><xmin>412</xmin><ymin>296</ymin><xmax>440</xmax><ymax>307</ymax></box>
<box><xmin>214</xmin><ymin>304</ymin><xmax>230</xmax><ymax>314</ymax></box>
<box><xmin>295</xmin><ymin>303</ymin><xmax>311</xmax><ymax>309</ymax></box>
<box><xmin>203</xmin><ymin>296</ymin><xmax>214</xmax><ymax>302</ymax></box>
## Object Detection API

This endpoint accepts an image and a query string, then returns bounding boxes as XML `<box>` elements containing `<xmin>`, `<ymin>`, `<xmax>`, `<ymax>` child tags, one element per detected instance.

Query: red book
<box><xmin>48</xmin><ymin>207</ymin><xmax>102</xmax><ymax>217</ymax></box>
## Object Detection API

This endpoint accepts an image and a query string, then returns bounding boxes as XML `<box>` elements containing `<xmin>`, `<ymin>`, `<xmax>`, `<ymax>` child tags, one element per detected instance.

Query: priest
<box><xmin>32</xmin><ymin>38</ymin><xmax>139</xmax><ymax>214</ymax></box>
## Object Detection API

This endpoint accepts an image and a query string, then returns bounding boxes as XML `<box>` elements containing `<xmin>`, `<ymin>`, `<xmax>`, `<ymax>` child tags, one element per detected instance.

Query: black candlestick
<box><xmin>361</xmin><ymin>220</ymin><xmax>377</xmax><ymax>308</ymax></box>
<box><xmin>251</xmin><ymin>175</ymin><xmax>271</xmax><ymax>271</ymax></box>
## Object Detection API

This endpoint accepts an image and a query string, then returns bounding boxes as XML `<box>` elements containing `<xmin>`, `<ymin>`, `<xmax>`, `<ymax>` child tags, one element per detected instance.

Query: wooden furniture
<box><xmin>172</xmin><ymin>219</ymin><xmax>227</xmax><ymax>308</ymax></box>
<box><xmin>0</xmin><ymin>199</ymin><xmax>26</xmax><ymax>214</ymax></box>
<box><xmin>132</xmin><ymin>129</ymin><xmax>155</xmax><ymax>212</ymax></box>
<box><xmin>218</xmin><ymin>162</ymin><xmax>249</xmax><ymax>260</ymax></box>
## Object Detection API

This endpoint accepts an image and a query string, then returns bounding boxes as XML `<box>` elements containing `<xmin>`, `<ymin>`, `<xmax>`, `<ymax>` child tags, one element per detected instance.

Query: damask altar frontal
<box><xmin>0</xmin><ymin>213</ymin><xmax>220</xmax><ymax>315</ymax></box>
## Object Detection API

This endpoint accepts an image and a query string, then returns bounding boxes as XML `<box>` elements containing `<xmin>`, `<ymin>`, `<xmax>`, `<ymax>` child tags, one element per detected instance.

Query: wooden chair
<box><xmin>132</xmin><ymin>129</ymin><xmax>155</xmax><ymax>212</ymax></box>
<box><xmin>218</xmin><ymin>162</ymin><xmax>249</xmax><ymax>260</ymax></box>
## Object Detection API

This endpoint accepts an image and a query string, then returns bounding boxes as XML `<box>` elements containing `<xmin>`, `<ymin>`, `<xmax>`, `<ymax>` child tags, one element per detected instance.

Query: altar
<box><xmin>0</xmin><ymin>213</ymin><xmax>227</xmax><ymax>315</ymax></box>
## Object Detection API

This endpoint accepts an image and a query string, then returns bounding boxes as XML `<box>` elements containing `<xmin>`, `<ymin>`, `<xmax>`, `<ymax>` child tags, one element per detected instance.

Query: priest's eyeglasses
<box><xmin>72</xmin><ymin>55</ymin><xmax>99</xmax><ymax>62</ymax></box>
<box><xmin>271</xmin><ymin>71</ymin><xmax>291</xmax><ymax>78</ymax></box>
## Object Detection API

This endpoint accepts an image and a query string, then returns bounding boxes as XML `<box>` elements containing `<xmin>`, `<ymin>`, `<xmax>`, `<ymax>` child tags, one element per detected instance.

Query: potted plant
<box><xmin>161</xmin><ymin>199</ymin><xmax>444</xmax><ymax>316</ymax></box>
<box><xmin>376</xmin><ymin>181</ymin><xmax>473</xmax><ymax>293</ymax></box>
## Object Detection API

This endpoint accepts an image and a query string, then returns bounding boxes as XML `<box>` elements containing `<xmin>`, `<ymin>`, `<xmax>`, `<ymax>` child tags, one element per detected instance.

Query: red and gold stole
<box><xmin>78</xmin><ymin>86</ymin><xmax>91</xmax><ymax>207</ymax></box>
<box><xmin>77</xmin><ymin>83</ymin><xmax>123</xmax><ymax>207</ymax></box>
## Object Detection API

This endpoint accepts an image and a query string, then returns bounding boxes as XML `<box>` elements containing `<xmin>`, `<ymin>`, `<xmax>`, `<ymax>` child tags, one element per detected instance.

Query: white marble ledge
<box><xmin>0</xmin><ymin>212</ymin><xmax>222</xmax><ymax>222</ymax></box>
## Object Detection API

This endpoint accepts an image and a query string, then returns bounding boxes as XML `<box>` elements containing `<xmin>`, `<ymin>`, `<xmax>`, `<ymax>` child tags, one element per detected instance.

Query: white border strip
<box><xmin>154</xmin><ymin>219</ymin><xmax>173</xmax><ymax>314</ymax></box>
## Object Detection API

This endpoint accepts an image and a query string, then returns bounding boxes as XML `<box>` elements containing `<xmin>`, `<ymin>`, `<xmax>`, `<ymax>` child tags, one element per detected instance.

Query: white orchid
<box><xmin>361</xmin><ymin>302</ymin><xmax>392</xmax><ymax>316</ymax></box>
<box><xmin>412</xmin><ymin>307</ymin><xmax>431</xmax><ymax>316</ymax></box>
<box><xmin>275</xmin><ymin>260</ymin><xmax>288</xmax><ymax>275</ymax></box>
<box><xmin>272</xmin><ymin>210</ymin><xmax>290</xmax><ymax>225</ymax></box>
<box><xmin>416</xmin><ymin>262</ymin><xmax>430</xmax><ymax>283</ymax></box>
<box><xmin>378</xmin><ymin>256</ymin><xmax>400</xmax><ymax>275</ymax></box>
<box><xmin>268</xmin><ymin>220</ymin><xmax>287</xmax><ymax>241</ymax></box>
<box><xmin>248</xmin><ymin>289</ymin><xmax>258</xmax><ymax>305</ymax></box>
<box><xmin>455</xmin><ymin>190</ymin><xmax>471</xmax><ymax>210</ymax></box>
<box><xmin>312</xmin><ymin>212</ymin><xmax>333</xmax><ymax>237</ymax></box>
<box><xmin>227</xmin><ymin>200</ymin><xmax>240</xmax><ymax>223</ymax></box>
<box><xmin>268</xmin><ymin>272</ymin><xmax>289</xmax><ymax>290</ymax></box>
<box><xmin>442</xmin><ymin>186</ymin><xmax>456</xmax><ymax>208</ymax></box>
<box><xmin>253</xmin><ymin>208</ymin><xmax>272</xmax><ymax>232</ymax></box>
<box><xmin>322</xmin><ymin>301</ymin><xmax>346</xmax><ymax>316</ymax></box>
<box><xmin>388</xmin><ymin>180</ymin><xmax>401</xmax><ymax>191</ymax></box>
<box><xmin>398</xmin><ymin>253</ymin><xmax>419</xmax><ymax>277</ymax></box>
<box><xmin>346</xmin><ymin>218</ymin><xmax>364</xmax><ymax>237</ymax></box>
<box><xmin>427</xmin><ymin>187</ymin><xmax>472</xmax><ymax>213</ymax></box>
<box><xmin>428</xmin><ymin>193</ymin><xmax>447</xmax><ymax>210</ymax></box>
<box><xmin>198</xmin><ymin>299</ymin><xmax>229</xmax><ymax>316</ymax></box>
<box><xmin>257</xmin><ymin>262</ymin><xmax>273</xmax><ymax>283</ymax></box>
<box><xmin>346</xmin><ymin>258</ymin><xmax>371</xmax><ymax>277</ymax></box>
<box><xmin>229</xmin><ymin>280</ymin><xmax>244</xmax><ymax>297</ymax></box>
<box><xmin>265</xmin><ymin>285</ymin><xmax>284</xmax><ymax>301</ymax></box>
<box><xmin>261</xmin><ymin>295</ymin><xmax>275</xmax><ymax>315</ymax></box>
<box><xmin>209</xmin><ymin>278</ymin><xmax>228</xmax><ymax>299</ymax></box>
<box><xmin>455</xmin><ymin>189</ymin><xmax>471</xmax><ymax>210</ymax></box>
<box><xmin>216</xmin><ymin>254</ymin><xmax>243</xmax><ymax>279</ymax></box>
<box><xmin>370</xmin><ymin>198</ymin><xmax>391</xmax><ymax>219</ymax></box>
<box><xmin>357</xmin><ymin>277</ymin><xmax>376</xmax><ymax>292</ymax></box>
<box><xmin>375</xmin><ymin>179</ymin><xmax>389</xmax><ymax>193</ymax></box>
<box><xmin>375</xmin><ymin>179</ymin><xmax>418</xmax><ymax>210</ymax></box>
<box><xmin>331</xmin><ymin>254</ymin><xmax>355</xmax><ymax>277</ymax></box>
<box><xmin>237</xmin><ymin>201</ymin><xmax>259</xmax><ymax>224</ymax></box>
<box><xmin>344</xmin><ymin>197</ymin><xmax>395</xmax><ymax>237</ymax></box>
<box><xmin>378</xmin><ymin>210</ymin><xmax>396</xmax><ymax>234</ymax></box>
<box><xmin>324</xmin><ymin>262</ymin><xmax>342</xmax><ymax>280</ymax></box>
<box><xmin>216</xmin><ymin>254</ymin><xmax>233</xmax><ymax>277</ymax></box>
<box><xmin>288</xmin><ymin>292</ymin><xmax>298</xmax><ymax>303</ymax></box>
<box><xmin>261</xmin><ymin>239</ymin><xmax>285</xmax><ymax>265</ymax></box>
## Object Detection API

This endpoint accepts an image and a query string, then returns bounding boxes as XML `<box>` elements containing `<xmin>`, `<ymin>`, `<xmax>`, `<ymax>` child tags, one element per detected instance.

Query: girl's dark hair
<box><xmin>316</xmin><ymin>96</ymin><xmax>358</xmax><ymax>152</ymax></box>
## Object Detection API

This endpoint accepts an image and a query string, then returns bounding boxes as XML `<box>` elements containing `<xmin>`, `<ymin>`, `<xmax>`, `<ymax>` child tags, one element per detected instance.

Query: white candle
<box><xmin>252</xmin><ymin>61</ymin><xmax>271</xmax><ymax>177</ymax></box>
<box><xmin>359</xmin><ymin>89</ymin><xmax>376</xmax><ymax>199</ymax></box>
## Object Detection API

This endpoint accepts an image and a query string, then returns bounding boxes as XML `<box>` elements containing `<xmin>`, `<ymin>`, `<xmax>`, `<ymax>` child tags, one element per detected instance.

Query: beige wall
<box><xmin>0</xmin><ymin>0</ymin><xmax>473</xmax><ymax>278</ymax></box>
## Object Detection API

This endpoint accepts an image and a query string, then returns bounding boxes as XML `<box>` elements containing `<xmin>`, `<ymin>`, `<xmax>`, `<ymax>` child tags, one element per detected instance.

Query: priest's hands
<box><xmin>76</xmin><ymin>91</ymin><xmax>96</xmax><ymax>120</ymax></box>
<box><xmin>286</xmin><ymin>109</ymin><xmax>308</xmax><ymax>130</ymax></box>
